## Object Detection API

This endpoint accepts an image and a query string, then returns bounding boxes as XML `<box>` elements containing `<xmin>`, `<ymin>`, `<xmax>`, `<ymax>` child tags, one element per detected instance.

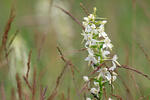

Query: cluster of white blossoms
<box><xmin>81</xmin><ymin>8</ymin><xmax>120</xmax><ymax>100</ymax></box>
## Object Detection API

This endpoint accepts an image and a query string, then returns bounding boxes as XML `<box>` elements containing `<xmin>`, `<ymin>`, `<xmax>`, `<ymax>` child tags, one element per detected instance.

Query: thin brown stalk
<box><xmin>118</xmin><ymin>65</ymin><xmax>150</xmax><ymax>80</ymax></box>
<box><xmin>8</xmin><ymin>29</ymin><xmax>19</xmax><ymax>49</ymax></box>
<box><xmin>89</xmin><ymin>63</ymin><xmax>104</xmax><ymax>75</ymax></box>
<box><xmin>16</xmin><ymin>73</ymin><xmax>22</xmax><ymax>100</ymax></box>
<box><xmin>137</xmin><ymin>0</ymin><xmax>150</xmax><ymax>19</ymax></box>
<box><xmin>56</xmin><ymin>46</ymin><xmax>80</xmax><ymax>98</ymax></box>
<box><xmin>130</xmin><ymin>72</ymin><xmax>143</xmax><ymax>97</ymax></box>
<box><xmin>32</xmin><ymin>67</ymin><xmax>36</xmax><ymax>100</ymax></box>
<box><xmin>124</xmin><ymin>46</ymin><xmax>135</xmax><ymax>99</ymax></box>
<box><xmin>80</xmin><ymin>3</ymin><xmax>89</xmax><ymax>15</ymax></box>
<box><xmin>1</xmin><ymin>4</ymin><xmax>15</xmax><ymax>50</ymax></box>
<box><xmin>79</xmin><ymin>82</ymin><xmax>89</xmax><ymax>94</ymax></box>
<box><xmin>42</xmin><ymin>86</ymin><xmax>48</xmax><ymax>99</ymax></box>
<box><xmin>118</xmin><ymin>74</ymin><xmax>133</xmax><ymax>100</ymax></box>
<box><xmin>137</xmin><ymin>42</ymin><xmax>150</xmax><ymax>63</ymax></box>
<box><xmin>40</xmin><ymin>86</ymin><xmax>48</xmax><ymax>100</ymax></box>
<box><xmin>40</xmin><ymin>87</ymin><xmax>43</xmax><ymax>100</ymax></box>
<box><xmin>11</xmin><ymin>88</ymin><xmax>16</xmax><ymax>100</ymax></box>
<box><xmin>38</xmin><ymin>33</ymin><xmax>46</xmax><ymax>60</ymax></box>
<box><xmin>103</xmin><ymin>88</ymin><xmax>107</xmax><ymax>100</ymax></box>
<box><xmin>55</xmin><ymin>5</ymin><xmax>85</xmax><ymax>30</ymax></box>
<box><xmin>26</xmin><ymin>50</ymin><xmax>32</xmax><ymax>79</ymax></box>
<box><xmin>0</xmin><ymin>83</ymin><xmax>6</xmax><ymax>100</ymax></box>
<box><xmin>47</xmin><ymin>63</ymin><xmax>69</xmax><ymax>100</ymax></box>
<box><xmin>23</xmin><ymin>76</ymin><xmax>32</xmax><ymax>90</ymax></box>
<box><xmin>111</xmin><ymin>94</ymin><xmax>123</xmax><ymax>100</ymax></box>
<box><xmin>61</xmin><ymin>93</ymin><xmax>65</xmax><ymax>100</ymax></box>
<box><xmin>24</xmin><ymin>93</ymin><xmax>30</xmax><ymax>100</ymax></box>
<box><xmin>56</xmin><ymin>46</ymin><xmax>80</xmax><ymax>73</ymax></box>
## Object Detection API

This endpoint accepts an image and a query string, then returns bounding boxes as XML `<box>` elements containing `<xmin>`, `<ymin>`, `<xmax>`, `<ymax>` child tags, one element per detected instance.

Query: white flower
<box><xmin>83</xmin><ymin>22</ymin><xmax>88</xmax><ymax>27</ymax></box>
<box><xmin>88</xmin><ymin>14</ymin><xmax>95</xmax><ymax>20</ymax></box>
<box><xmin>86</xmin><ymin>97</ymin><xmax>91</xmax><ymax>100</ymax></box>
<box><xmin>92</xmin><ymin>29</ymin><xmax>98</xmax><ymax>34</ymax></box>
<box><xmin>85</xmin><ymin>39</ymin><xmax>101</xmax><ymax>48</ymax></box>
<box><xmin>109</xmin><ymin>61</ymin><xmax>116</xmax><ymax>71</ymax></box>
<box><xmin>94</xmin><ymin>81</ymin><xmax>99</xmax><ymax>86</ymax></box>
<box><xmin>84</xmin><ymin>17</ymin><xmax>89</xmax><ymax>22</ymax></box>
<box><xmin>101</xmin><ymin>32</ymin><xmax>107</xmax><ymax>38</ymax></box>
<box><xmin>91</xmin><ymin>39</ymin><xmax>101</xmax><ymax>46</ymax></box>
<box><xmin>112</xmin><ymin>72</ymin><xmax>117</xmax><ymax>81</ymax></box>
<box><xmin>98</xmin><ymin>68</ymin><xmax>111</xmax><ymax>82</ymax></box>
<box><xmin>103</xmin><ymin>37</ymin><xmax>113</xmax><ymax>49</ymax></box>
<box><xmin>112</xmin><ymin>75</ymin><xmax>117</xmax><ymax>81</ymax></box>
<box><xmin>83</xmin><ymin>76</ymin><xmax>89</xmax><ymax>82</ymax></box>
<box><xmin>81</xmin><ymin>32</ymin><xmax>92</xmax><ymax>41</ymax></box>
<box><xmin>85</xmin><ymin>25</ymin><xmax>92</xmax><ymax>33</ymax></box>
<box><xmin>91</xmin><ymin>24</ymin><xmax>96</xmax><ymax>29</ymax></box>
<box><xmin>111</xmin><ymin>54</ymin><xmax>121</xmax><ymax>67</ymax></box>
<box><xmin>87</xmin><ymin>48</ymin><xmax>94</xmax><ymax>55</ymax></box>
<box><xmin>112</xmin><ymin>55</ymin><xmax>118</xmax><ymax>61</ymax></box>
<box><xmin>108</xmin><ymin>98</ymin><xmax>113</xmax><ymax>100</ymax></box>
<box><xmin>85</xmin><ymin>55</ymin><xmax>97</xmax><ymax>64</ymax></box>
<box><xmin>112</xmin><ymin>72</ymin><xmax>117</xmax><ymax>76</ymax></box>
<box><xmin>98</xmin><ymin>25</ymin><xmax>104</xmax><ymax>37</ymax></box>
<box><xmin>90</xmin><ymin>88</ymin><xmax>98</xmax><ymax>94</ymax></box>
<box><xmin>85</xmin><ymin>49</ymin><xmax>97</xmax><ymax>64</ymax></box>
<box><xmin>101</xmin><ymin>20</ymin><xmax>107</xmax><ymax>24</ymax></box>
<box><xmin>101</xmin><ymin>49</ymin><xmax>110</xmax><ymax>58</ymax></box>
<box><xmin>81</xmin><ymin>10</ymin><xmax>119</xmax><ymax>99</ymax></box>
<box><xmin>98</xmin><ymin>56</ymin><xmax>101</xmax><ymax>63</ymax></box>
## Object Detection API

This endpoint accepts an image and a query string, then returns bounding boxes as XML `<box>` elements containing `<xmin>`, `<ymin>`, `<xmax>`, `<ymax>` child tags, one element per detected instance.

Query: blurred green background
<box><xmin>0</xmin><ymin>0</ymin><xmax>150</xmax><ymax>99</ymax></box>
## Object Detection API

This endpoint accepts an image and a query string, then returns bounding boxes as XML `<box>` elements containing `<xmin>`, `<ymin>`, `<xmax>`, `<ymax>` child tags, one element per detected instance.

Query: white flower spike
<box><xmin>81</xmin><ymin>7</ymin><xmax>120</xmax><ymax>100</ymax></box>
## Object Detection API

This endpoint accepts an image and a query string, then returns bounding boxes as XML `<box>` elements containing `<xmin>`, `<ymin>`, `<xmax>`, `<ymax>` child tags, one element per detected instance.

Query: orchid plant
<box><xmin>82</xmin><ymin>7</ymin><xmax>120</xmax><ymax>100</ymax></box>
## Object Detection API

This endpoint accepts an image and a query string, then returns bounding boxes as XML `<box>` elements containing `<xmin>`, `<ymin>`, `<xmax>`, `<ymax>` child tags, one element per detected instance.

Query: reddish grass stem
<box><xmin>16</xmin><ymin>74</ymin><xmax>22</xmax><ymax>100</ymax></box>
<box><xmin>118</xmin><ymin>65</ymin><xmax>150</xmax><ymax>80</ymax></box>
<box><xmin>26</xmin><ymin>50</ymin><xmax>32</xmax><ymax>79</ymax></box>
<box><xmin>0</xmin><ymin>83</ymin><xmax>6</xmax><ymax>100</ymax></box>
<box><xmin>55</xmin><ymin>5</ymin><xmax>85</xmax><ymax>30</ymax></box>
<box><xmin>80</xmin><ymin>3</ymin><xmax>89</xmax><ymax>16</ymax></box>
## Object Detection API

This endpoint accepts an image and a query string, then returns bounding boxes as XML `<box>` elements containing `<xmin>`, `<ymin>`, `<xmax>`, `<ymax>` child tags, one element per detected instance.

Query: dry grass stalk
<box><xmin>103</xmin><ymin>88</ymin><xmax>107</xmax><ymax>100</ymax></box>
<box><xmin>26</xmin><ymin>50</ymin><xmax>32</xmax><ymax>79</ymax></box>
<box><xmin>23</xmin><ymin>50</ymin><xmax>32</xmax><ymax>90</ymax></box>
<box><xmin>111</xmin><ymin>94</ymin><xmax>123</xmax><ymax>100</ymax></box>
<box><xmin>56</xmin><ymin>46</ymin><xmax>80</xmax><ymax>98</ymax></box>
<box><xmin>1</xmin><ymin>5</ymin><xmax>15</xmax><ymax>51</ymax></box>
<box><xmin>118</xmin><ymin>75</ymin><xmax>133</xmax><ymax>100</ymax></box>
<box><xmin>61</xmin><ymin>93</ymin><xmax>65</xmax><ymax>100</ymax></box>
<box><xmin>0</xmin><ymin>83</ymin><xmax>6</xmax><ymax>100</ymax></box>
<box><xmin>32</xmin><ymin>67</ymin><xmax>36</xmax><ymax>100</ymax></box>
<box><xmin>40</xmin><ymin>86</ymin><xmax>48</xmax><ymax>100</ymax></box>
<box><xmin>16</xmin><ymin>73</ymin><xmax>23</xmax><ymax>100</ymax></box>
<box><xmin>55</xmin><ymin>5</ymin><xmax>85</xmax><ymax>29</ymax></box>
<box><xmin>37</xmin><ymin>33</ymin><xmax>46</xmax><ymax>60</ymax></box>
<box><xmin>8</xmin><ymin>29</ymin><xmax>19</xmax><ymax>49</ymax></box>
<box><xmin>47</xmin><ymin>63</ymin><xmax>69</xmax><ymax>100</ymax></box>
<box><xmin>23</xmin><ymin>76</ymin><xmax>32</xmax><ymax>90</ymax></box>
<box><xmin>80</xmin><ymin>3</ymin><xmax>89</xmax><ymax>15</ymax></box>
<box><xmin>137</xmin><ymin>42</ymin><xmax>150</xmax><ymax>63</ymax></box>
<box><xmin>56</xmin><ymin>46</ymin><xmax>80</xmax><ymax>73</ymax></box>
<box><xmin>79</xmin><ymin>82</ymin><xmax>89</xmax><ymax>94</ymax></box>
<box><xmin>11</xmin><ymin>88</ymin><xmax>16</xmax><ymax>100</ymax></box>
<box><xmin>48</xmin><ymin>47</ymin><xmax>71</xmax><ymax>100</ymax></box>
<box><xmin>118</xmin><ymin>65</ymin><xmax>150</xmax><ymax>80</ymax></box>
<box><xmin>137</xmin><ymin>0</ymin><xmax>150</xmax><ymax>19</ymax></box>
<box><xmin>24</xmin><ymin>92</ymin><xmax>30</xmax><ymax>100</ymax></box>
